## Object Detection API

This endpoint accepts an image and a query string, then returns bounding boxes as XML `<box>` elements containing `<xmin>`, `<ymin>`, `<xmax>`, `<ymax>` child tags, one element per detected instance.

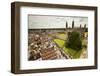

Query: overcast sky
<box><xmin>28</xmin><ymin>15</ymin><xmax>88</xmax><ymax>29</ymax></box>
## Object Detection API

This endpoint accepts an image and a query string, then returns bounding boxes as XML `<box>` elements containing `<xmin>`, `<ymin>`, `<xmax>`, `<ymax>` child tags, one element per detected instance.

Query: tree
<box><xmin>65</xmin><ymin>31</ymin><xmax>82</xmax><ymax>51</ymax></box>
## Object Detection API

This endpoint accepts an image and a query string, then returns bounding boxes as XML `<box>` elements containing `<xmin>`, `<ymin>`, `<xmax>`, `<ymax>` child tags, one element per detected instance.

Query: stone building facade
<box><xmin>66</xmin><ymin>20</ymin><xmax>88</xmax><ymax>38</ymax></box>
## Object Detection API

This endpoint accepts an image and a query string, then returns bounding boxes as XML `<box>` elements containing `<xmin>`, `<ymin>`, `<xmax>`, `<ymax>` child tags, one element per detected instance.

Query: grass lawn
<box><xmin>63</xmin><ymin>47</ymin><xmax>83</xmax><ymax>58</ymax></box>
<box><xmin>53</xmin><ymin>39</ymin><xmax>65</xmax><ymax>48</ymax></box>
<box><xmin>57</xmin><ymin>33</ymin><xmax>67</xmax><ymax>40</ymax></box>
<box><xmin>53</xmin><ymin>39</ymin><xmax>83</xmax><ymax>59</ymax></box>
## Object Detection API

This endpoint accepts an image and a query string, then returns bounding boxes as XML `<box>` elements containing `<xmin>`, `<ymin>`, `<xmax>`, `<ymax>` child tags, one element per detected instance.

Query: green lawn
<box><xmin>53</xmin><ymin>39</ymin><xmax>65</xmax><ymax>48</ymax></box>
<box><xmin>63</xmin><ymin>47</ymin><xmax>83</xmax><ymax>58</ymax></box>
<box><xmin>53</xmin><ymin>39</ymin><xmax>83</xmax><ymax>59</ymax></box>
<box><xmin>57</xmin><ymin>33</ymin><xmax>67</xmax><ymax>40</ymax></box>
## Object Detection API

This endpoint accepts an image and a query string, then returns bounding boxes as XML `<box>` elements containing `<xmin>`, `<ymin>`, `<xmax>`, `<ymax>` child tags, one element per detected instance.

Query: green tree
<box><xmin>65</xmin><ymin>31</ymin><xmax>82</xmax><ymax>51</ymax></box>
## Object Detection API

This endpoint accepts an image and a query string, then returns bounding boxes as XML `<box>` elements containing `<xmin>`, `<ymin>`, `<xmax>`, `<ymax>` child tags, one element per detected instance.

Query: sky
<box><xmin>28</xmin><ymin>15</ymin><xmax>88</xmax><ymax>29</ymax></box>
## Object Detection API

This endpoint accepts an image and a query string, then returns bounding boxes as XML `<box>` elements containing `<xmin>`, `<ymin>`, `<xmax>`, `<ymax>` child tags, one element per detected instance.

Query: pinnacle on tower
<box><xmin>66</xmin><ymin>21</ymin><xmax>68</xmax><ymax>29</ymax></box>
<box><xmin>80</xmin><ymin>24</ymin><xmax>82</xmax><ymax>28</ymax></box>
<box><xmin>84</xmin><ymin>24</ymin><xmax>86</xmax><ymax>29</ymax></box>
<box><xmin>72</xmin><ymin>20</ymin><xmax>74</xmax><ymax>28</ymax></box>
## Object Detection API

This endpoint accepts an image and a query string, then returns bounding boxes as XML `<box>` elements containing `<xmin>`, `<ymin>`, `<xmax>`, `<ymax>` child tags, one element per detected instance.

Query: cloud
<box><xmin>28</xmin><ymin>15</ymin><xmax>88</xmax><ymax>29</ymax></box>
